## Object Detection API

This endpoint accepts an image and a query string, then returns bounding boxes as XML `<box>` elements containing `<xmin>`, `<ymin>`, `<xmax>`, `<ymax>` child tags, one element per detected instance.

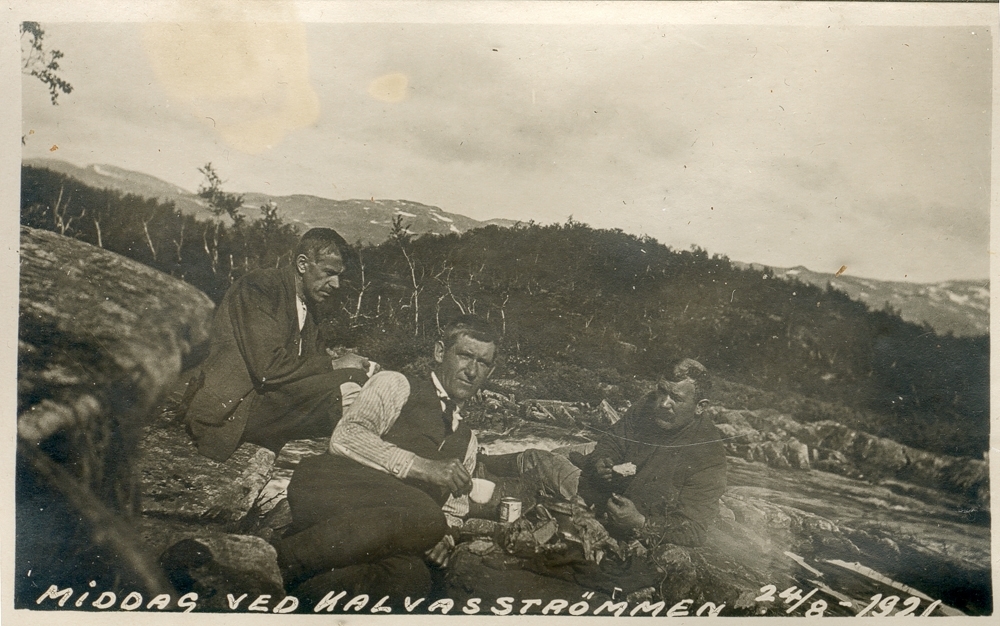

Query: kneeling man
<box><xmin>274</xmin><ymin>316</ymin><xmax>498</xmax><ymax>599</ymax></box>
<box><xmin>575</xmin><ymin>359</ymin><xmax>726</xmax><ymax>547</ymax></box>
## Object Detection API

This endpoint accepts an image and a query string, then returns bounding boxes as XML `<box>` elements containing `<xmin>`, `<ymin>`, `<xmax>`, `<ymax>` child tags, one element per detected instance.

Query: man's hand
<box><xmin>409</xmin><ymin>457</ymin><xmax>472</xmax><ymax>496</ymax></box>
<box><xmin>606</xmin><ymin>493</ymin><xmax>646</xmax><ymax>532</ymax></box>
<box><xmin>425</xmin><ymin>535</ymin><xmax>455</xmax><ymax>568</ymax></box>
<box><xmin>330</xmin><ymin>352</ymin><xmax>371</xmax><ymax>372</ymax></box>
<box><xmin>594</xmin><ymin>457</ymin><xmax>616</xmax><ymax>481</ymax></box>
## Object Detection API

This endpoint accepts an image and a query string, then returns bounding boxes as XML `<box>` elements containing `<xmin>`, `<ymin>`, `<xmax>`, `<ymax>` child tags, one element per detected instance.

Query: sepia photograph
<box><xmin>5</xmin><ymin>0</ymin><xmax>995</xmax><ymax>620</ymax></box>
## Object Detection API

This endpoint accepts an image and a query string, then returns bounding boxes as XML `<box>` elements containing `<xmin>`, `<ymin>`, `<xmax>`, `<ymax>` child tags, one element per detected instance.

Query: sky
<box><xmin>17</xmin><ymin>5</ymin><xmax>995</xmax><ymax>283</ymax></box>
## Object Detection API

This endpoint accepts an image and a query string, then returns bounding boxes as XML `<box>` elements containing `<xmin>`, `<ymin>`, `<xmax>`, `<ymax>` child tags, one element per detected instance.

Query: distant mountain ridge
<box><xmin>23</xmin><ymin>158</ymin><xmax>517</xmax><ymax>245</ymax></box>
<box><xmin>24</xmin><ymin>158</ymin><xmax>987</xmax><ymax>337</ymax></box>
<box><xmin>733</xmin><ymin>262</ymin><xmax>988</xmax><ymax>337</ymax></box>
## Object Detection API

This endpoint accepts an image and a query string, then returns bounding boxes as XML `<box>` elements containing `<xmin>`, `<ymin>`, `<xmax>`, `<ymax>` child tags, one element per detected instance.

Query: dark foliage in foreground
<box><xmin>21</xmin><ymin>165</ymin><xmax>989</xmax><ymax>458</ymax></box>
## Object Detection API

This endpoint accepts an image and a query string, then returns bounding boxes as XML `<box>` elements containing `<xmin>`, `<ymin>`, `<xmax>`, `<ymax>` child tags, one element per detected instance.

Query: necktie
<box><xmin>442</xmin><ymin>398</ymin><xmax>458</xmax><ymax>433</ymax></box>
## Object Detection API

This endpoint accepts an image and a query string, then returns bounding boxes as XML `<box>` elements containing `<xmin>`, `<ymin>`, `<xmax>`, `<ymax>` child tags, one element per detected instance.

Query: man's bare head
<box><xmin>434</xmin><ymin>316</ymin><xmax>499</xmax><ymax>403</ymax></box>
<box><xmin>296</xmin><ymin>228</ymin><xmax>349</xmax><ymax>262</ymax></box>
<box><xmin>294</xmin><ymin>229</ymin><xmax>350</xmax><ymax>306</ymax></box>
<box><xmin>648</xmin><ymin>359</ymin><xmax>711</xmax><ymax>433</ymax></box>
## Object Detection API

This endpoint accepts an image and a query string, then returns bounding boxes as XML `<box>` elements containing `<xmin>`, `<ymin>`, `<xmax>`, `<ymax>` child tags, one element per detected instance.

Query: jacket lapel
<box><xmin>279</xmin><ymin>265</ymin><xmax>310</xmax><ymax>354</ymax></box>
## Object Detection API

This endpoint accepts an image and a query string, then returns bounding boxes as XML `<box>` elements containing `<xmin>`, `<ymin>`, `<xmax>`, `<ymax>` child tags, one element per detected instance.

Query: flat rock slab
<box><xmin>138</xmin><ymin>420</ymin><xmax>275</xmax><ymax>528</ymax></box>
<box><xmin>275</xmin><ymin>438</ymin><xmax>329</xmax><ymax>469</ymax></box>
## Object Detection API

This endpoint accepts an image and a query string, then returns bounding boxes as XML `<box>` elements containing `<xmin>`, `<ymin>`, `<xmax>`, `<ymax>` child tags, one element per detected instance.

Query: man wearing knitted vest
<box><xmin>274</xmin><ymin>316</ymin><xmax>498</xmax><ymax>603</ymax></box>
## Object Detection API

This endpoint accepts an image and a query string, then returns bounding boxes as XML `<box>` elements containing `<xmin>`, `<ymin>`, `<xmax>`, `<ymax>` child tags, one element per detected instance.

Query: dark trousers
<box><xmin>276</xmin><ymin>454</ymin><xmax>447</xmax><ymax>593</ymax></box>
<box><xmin>241</xmin><ymin>368</ymin><xmax>365</xmax><ymax>453</ymax></box>
<box><xmin>291</xmin><ymin>555</ymin><xmax>433</xmax><ymax>608</ymax></box>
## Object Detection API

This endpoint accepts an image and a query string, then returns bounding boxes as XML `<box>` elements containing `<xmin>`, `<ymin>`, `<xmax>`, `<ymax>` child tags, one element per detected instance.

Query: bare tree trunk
<box><xmin>140</xmin><ymin>207</ymin><xmax>159</xmax><ymax>261</ymax></box>
<box><xmin>142</xmin><ymin>220</ymin><xmax>157</xmax><ymax>261</ymax></box>
<box><xmin>51</xmin><ymin>184</ymin><xmax>64</xmax><ymax>232</ymax></box>
<box><xmin>173</xmin><ymin>220</ymin><xmax>185</xmax><ymax>263</ymax></box>
<box><xmin>92</xmin><ymin>201</ymin><xmax>107</xmax><ymax>248</ymax></box>
<box><xmin>69</xmin><ymin>207</ymin><xmax>83</xmax><ymax>237</ymax></box>
<box><xmin>435</xmin><ymin>294</ymin><xmax>447</xmax><ymax>332</ymax></box>
<box><xmin>401</xmin><ymin>246</ymin><xmax>421</xmax><ymax>335</ymax></box>
<box><xmin>52</xmin><ymin>185</ymin><xmax>78</xmax><ymax>236</ymax></box>
<box><xmin>202</xmin><ymin>223</ymin><xmax>220</xmax><ymax>275</ymax></box>
<box><xmin>351</xmin><ymin>254</ymin><xmax>371</xmax><ymax>325</ymax></box>
<box><xmin>434</xmin><ymin>262</ymin><xmax>472</xmax><ymax>322</ymax></box>
<box><xmin>410</xmin><ymin>290</ymin><xmax>421</xmax><ymax>334</ymax></box>
<box><xmin>500</xmin><ymin>293</ymin><xmax>509</xmax><ymax>335</ymax></box>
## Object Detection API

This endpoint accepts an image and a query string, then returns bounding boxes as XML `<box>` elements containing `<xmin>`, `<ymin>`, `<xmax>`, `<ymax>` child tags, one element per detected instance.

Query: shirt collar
<box><xmin>430</xmin><ymin>371</ymin><xmax>449</xmax><ymax>399</ymax></box>
<box><xmin>295</xmin><ymin>294</ymin><xmax>308</xmax><ymax>331</ymax></box>
<box><xmin>431</xmin><ymin>372</ymin><xmax>462</xmax><ymax>431</ymax></box>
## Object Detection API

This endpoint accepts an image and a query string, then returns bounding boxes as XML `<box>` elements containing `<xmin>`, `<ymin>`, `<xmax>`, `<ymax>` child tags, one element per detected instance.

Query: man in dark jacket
<box><xmin>574</xmin><ymin>359</ymin><xmax>726</xmax><ymax>547</ymax></box>
<box><xmin>185</xmin><ymin>228</ymin><xmax>371</xmax><ymax>462</ymax></box>
<box><xmin>273</xmin><ymin>316</ymin><xmax>498</xmax><ymax>602</ymax></box>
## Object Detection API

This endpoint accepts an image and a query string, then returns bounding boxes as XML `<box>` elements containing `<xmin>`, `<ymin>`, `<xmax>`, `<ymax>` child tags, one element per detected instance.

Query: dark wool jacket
<box><xmin>588</xmin><ymin>392</ymin><xmax>727</xmax><ymax>546</ymax></box>
<box><xmin>185</xmin><ymin>265</ymin><xmax>334</xmax><ymax>461</ymax></box>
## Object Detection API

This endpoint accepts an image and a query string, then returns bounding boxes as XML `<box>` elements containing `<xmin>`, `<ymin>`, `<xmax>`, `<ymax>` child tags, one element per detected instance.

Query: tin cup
<box><xmin>499</xmin><ymin>497</ymin><xmax>522</xmax><ymax>523</ymax></box>
<box><xmin>469</xmin><ymin>478</ymin><xmax>496</xmax><ymax>504</ymax></box>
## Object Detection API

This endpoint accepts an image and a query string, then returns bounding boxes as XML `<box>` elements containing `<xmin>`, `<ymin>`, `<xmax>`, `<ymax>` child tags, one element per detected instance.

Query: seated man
<box><xmin>184</xmin><ymin>228</ymin><xmax>372</xmax><ymax>462</ymax></box>
<box><xmin>574</xmin><ymin>359</ymin><xmax>726</xmax><ymax>547</ymax></box>
<box><xmin>273</xmin><ymin>316</ymin><xmax>499</xmax><ymax>601</ymax></box>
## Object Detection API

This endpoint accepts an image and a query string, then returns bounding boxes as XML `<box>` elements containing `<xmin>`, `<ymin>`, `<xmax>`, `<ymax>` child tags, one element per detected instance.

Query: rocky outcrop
<box><xmin>708</xmin><ymin>407</ymin><xmax>989</xmax><ymax>509</ymax></box>
<box><xmin>476</xmin><ymin>396</ymin><xmax>988</xmax><ymax>510</ymax></box>
<box><xmin>132</xmin><ymin>417</ymin><xmax>288</xmax><ymax>609</ymax></box>
<box><xmin>16</xmin><ymin>227</ymin><xmax>285</xmax><ymax>607</ymax></box>
<box><xmin>462</xmin><ymin>398</ymin><xmax>990</xmax><ymax>616</ymax></box>
<box><xmin>804</xmin><ymin>420</ymin><xmax>989</xmax><ymax>507</ymax></box>
<box><xmin>442</xmin><ymin>467</ymin><xmax>983</xmax><ymax>616</ymax></box>
<box><xmin>18</xmin><ymin>226</ymin><xmax>214</xmax><ymax>448</ymax></box>
<box><xmin>16</xmin><ymin>226</ymin><xmax>216</xmax><ymax>606</ymax></box>
<box><xmin>129</xmin><ymin>418</ymin><xmax>287</xmax><ymax>610</ymax></box>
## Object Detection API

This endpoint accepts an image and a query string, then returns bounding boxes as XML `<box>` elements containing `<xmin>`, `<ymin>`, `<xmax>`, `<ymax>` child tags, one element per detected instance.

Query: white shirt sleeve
<box><xmin>329</xmin><ymin>371</ymin><xmax>417</xmax><ymax>478</ymax></box>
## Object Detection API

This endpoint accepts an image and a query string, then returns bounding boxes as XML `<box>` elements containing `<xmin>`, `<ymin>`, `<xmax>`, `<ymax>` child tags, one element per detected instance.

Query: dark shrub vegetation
<box><xmin>22</xmin><ymin>164</ymin><xmax>989</xmax><ymax>458</ymax></box>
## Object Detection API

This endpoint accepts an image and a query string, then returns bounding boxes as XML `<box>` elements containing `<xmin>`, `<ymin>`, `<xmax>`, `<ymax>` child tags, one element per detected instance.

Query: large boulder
<box><xmin>16</xmin><ymin>226</ymin><xmax>215</xmax><ymax>606</ymax></box>
<box><xmin>133</xmin><ymin>423</ymin><xmax>283</xmax><ymax>612</ymax></box>
<box><xmin>156</xmin><ymin>532</ymin><xmax>284</xmax><ymax>611</ymax></box>
<box><xmin>18</xmin><ymin>226</ymin><xmax>214</xmax><ymax>448</ymax></box>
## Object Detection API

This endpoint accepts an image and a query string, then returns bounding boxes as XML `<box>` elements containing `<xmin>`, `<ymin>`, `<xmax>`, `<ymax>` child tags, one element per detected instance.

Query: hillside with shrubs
<box><xmin>20</xmin><ymin>163</ymin><xmax>989</xmax><ymax>460</ymax></box>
